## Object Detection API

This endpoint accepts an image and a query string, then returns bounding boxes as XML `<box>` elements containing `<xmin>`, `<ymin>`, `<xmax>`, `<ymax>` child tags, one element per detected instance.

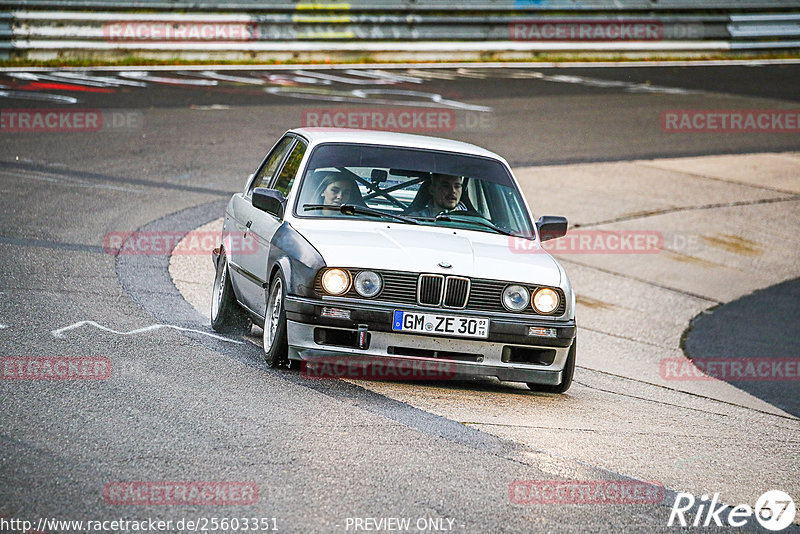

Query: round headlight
<box><xmin>532</xmin><ymin>287</ymin><xmax>560</xmax><ymax>314</ymax></box>
<box><xmin>321</xmin><ymin>268</ymin><xmax>350</xmax><ymax>295</ymax></box>
<box><xmin>502</xmin><ymin>285</ymin><xmax>530</xmax><ymax>312</ymax></box>
<box><xmin>354</xmin><ymin>271</ymin><xmax>382</xmax><ymax>298</ymax></box>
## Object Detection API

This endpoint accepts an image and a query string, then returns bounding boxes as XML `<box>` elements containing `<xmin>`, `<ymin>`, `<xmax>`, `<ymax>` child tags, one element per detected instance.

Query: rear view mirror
<box><xmin>370</xmin><ymin>169</ymin><xmax>388</xmax><ymax>183</ymax></box>
<box><xmin>536</xmin><ymin>216</ymin><xmax>568</xmax><ymax>242</ymax></box>
<box><xmin>252</xmin><ymin>188</ymin><xmax>286</xmax><ymax>219</ymax></box>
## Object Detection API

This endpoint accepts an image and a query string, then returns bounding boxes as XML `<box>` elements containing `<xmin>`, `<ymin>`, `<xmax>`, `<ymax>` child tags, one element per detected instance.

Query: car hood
<box><xmin>293</xmin><ymin>219</ymin><xmax>561</xmax><ymax>286</ymax></box>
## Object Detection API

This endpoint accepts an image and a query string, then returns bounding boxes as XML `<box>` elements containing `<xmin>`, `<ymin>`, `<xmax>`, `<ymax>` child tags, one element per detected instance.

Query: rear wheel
<box><xmin>263</xmin><ymin>273</ymin><xmax>288</xmax><ymax>368</ymax></box>
<box><xmin>527</xmin><ymin>337</ymin><xmax>575</xmax><ymax>393</ymax></box>
<box><xmin>211</xmin><ymin>252</ymin><xmax>249</xmax><ymax>335</ymax></box>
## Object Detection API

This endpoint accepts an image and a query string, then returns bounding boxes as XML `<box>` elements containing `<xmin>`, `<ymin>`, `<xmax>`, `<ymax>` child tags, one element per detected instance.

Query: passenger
<box><xmin>315</xmin><ymin>173</ymin><xmax>354</xmax><ymax>207</ymax></box>
<box><xmin>408</xmin><ymin>173</ymin><xmax>467</xmax><ymax>218</ymax></box>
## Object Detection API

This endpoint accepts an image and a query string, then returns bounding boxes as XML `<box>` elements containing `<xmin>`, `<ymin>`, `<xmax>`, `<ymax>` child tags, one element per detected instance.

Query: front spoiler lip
<box><xmin>285</xmin><ymin>318</ymin><xmax>571</xmax><ymax>386</ymax></box>
<box><xmin>291</xmin><ymin>348</ymin><xmax>563</xmax><ymax>386</ymax></box>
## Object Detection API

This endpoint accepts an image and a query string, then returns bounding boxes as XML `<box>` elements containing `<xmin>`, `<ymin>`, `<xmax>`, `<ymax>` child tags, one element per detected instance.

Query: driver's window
<box><xmin>271</xmin><ymin>139</ymin><xmax>307</xmax><ymax>197</ymax></box>
<box><xmin>248</xmin><ymin>136</ymin><xmax>294</xmax><ymax>196</ymax></box>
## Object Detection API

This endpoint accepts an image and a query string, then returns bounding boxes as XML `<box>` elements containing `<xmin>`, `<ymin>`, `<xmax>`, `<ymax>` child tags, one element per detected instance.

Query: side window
<box><xmin>271</xmin><ymin>139</ymin><xmax>307</xmax><ymax>197</ymax></box>
<box><xmin>248</xmin><ymin>136</ymin><xmax>294</xmax><ymax>196</ymax></box>
<box><xmin>467</xmin><ymin>178</ymin><xmax>490</xmax><ymax>218</ymax></box>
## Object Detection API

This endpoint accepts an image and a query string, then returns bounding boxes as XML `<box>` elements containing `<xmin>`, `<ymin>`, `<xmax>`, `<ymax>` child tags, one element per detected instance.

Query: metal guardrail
<box><xmin>2</xmin><ymin>1</ymin><xmax>799</xmax><ymax>11</ymax></box>
<box><xmin>729</xmin><ymin>12</ymin><xmax>800</xmax><ymax>37</ymax></box>
<box><xmin>1</xmin><ymin>4</ymin><xmax>799</xmax><ymax>59</ymax></box>
<box><xmin>6</xmin><ymin>12</ymin><xmax>734</xmax><ymax>41</ymax></box>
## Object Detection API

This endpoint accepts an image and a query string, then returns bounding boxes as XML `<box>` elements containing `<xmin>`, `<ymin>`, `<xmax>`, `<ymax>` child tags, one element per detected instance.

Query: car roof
<box><xmin>290</xmin><ymin>128</ymin><xmax>504</xmax><ymax>161</ymax></box>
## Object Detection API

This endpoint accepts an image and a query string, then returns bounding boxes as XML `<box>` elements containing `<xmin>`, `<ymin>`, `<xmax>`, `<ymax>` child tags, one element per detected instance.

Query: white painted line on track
<box><xmin>355</xmin><ymin>88</ymin><xmax>494</xmax><ymax>111</ymax></box>
<box><xmin>118</xmin><ymin>71</ymin><xmax>218</xmax><ymax>86</ymax></box>
<box><xmin>405</xmin><ymin>69</ymin><xmax>459</xmax><ymax>80</ymax></box>
<box><xmin>293</xmin><ymin>69</ymin><xmax>396</xmax><ymax>85</ymax></box>
<box><xmin>192</xmin><ymin>70</ymin><xmax>265</xmax><ymax>85</ymax></box>
<box><xmin>51</xmin><ymin>320</ymin><xmax>243</xmax><ymax>343</ymax></box>
<box><xmin>265</xmin><ymin>86</ymin><xmax>493</xmax><ymax>112</ymax></box>
<box><xmin>6</xmin><ymin>72</ymin><xmax>40</xmax><ymax>80</ymax></box>
<box><xmin>522</xmin><ymin>71</ymin><xmax>701</xmax><ymax>95</ymax></box>
<box><xmin>189</xmin><ymin>104</ymin><xmax>232</xmax><ymax>110</ymax></box>
<box><xmin>0</xmin><ymin>90</ymin><xmax>78</xmax><ymax>104</ymax></box>
<box><xmin>5</xmin><ymin>71</ymin><xmax>116</xmax><ymax>88</ymax></box>
<box><xmin>267</xmin><ymin>73</ymin><xmax>331</xmax><ymax>85</ymax></box>
<box><xmin>347</xmin><ymin>69</ymin><xmax>424</xmax><ymax>84</ymax></box>
<box><xmin>48</xmin><ymin>71</ymin><xmax>147</xmax><ymax>87</ymax></box>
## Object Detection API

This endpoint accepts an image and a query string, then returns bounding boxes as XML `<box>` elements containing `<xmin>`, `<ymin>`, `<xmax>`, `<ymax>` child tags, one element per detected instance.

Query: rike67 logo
<box><xmin>669</xmin><ymin>490</ymin><xmax>795</xmax><ymax>531</ymax></box>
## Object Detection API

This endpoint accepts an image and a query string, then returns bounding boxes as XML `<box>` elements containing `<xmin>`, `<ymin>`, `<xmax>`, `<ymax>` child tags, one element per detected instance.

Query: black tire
<box><xmin>527</xmin><ymin>337</ymin><xmax>576</xmax><ymax>393</ymax></box>
<box><xmin>263</xmin><ymin>272</ymin><xmax>288</xmax><ymax>368</ymax></box>
<box><xmin>210</xmin><ymin>251</ymin><xmax>249</xmax><ymax>335</ymax></box>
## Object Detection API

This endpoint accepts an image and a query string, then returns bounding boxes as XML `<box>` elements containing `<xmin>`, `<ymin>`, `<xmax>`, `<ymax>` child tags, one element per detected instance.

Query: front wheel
<box><xmin>263</xmin><ymin>273</ymin><xmax>288</xmax><ymax>368</ymax></box>
<box><xmin>211</xmin><ymin>252</ymin><xmax>249</xmax><ymax>335</ymax></box>
<box><xmin>527</xmin><ymin>337</ymin><xmax>575</xmax><ymax>393</ymax></box>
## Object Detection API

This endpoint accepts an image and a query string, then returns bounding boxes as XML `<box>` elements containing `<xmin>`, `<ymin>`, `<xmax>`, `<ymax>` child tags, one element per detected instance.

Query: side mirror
<box><xmin>536</xmin><ymin>216</ymin><xmax>568</xmax><ymax>242</ymax></box>
<box><xmin>252</xmin><ymin>188</ymin><xmax>286</xmax><ymax>218</ymax></box>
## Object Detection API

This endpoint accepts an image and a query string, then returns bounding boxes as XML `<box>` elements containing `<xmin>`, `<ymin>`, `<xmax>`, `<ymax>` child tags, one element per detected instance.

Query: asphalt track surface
<box><xmin>1</xmin><ymin>63</ymin><xmax>799</xmax><ymax>533</ymax></box>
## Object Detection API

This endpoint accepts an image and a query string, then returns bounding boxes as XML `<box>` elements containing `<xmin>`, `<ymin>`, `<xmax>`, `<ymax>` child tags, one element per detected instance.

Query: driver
<box><xmin>408</xmin><ymin>173</ymin><xmax>468</xmax><ymax>218</ymax></box>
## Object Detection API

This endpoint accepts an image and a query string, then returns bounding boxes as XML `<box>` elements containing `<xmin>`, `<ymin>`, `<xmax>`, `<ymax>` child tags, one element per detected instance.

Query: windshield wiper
<box><xmin>415</xmin><ymin>212</ymin><xmax>515</xmax><ymax>236</ymax></box>
<box><xmin>303</xmin><ymin>203</ymin><xmax>418</xmax><ymax>225</ymax></box>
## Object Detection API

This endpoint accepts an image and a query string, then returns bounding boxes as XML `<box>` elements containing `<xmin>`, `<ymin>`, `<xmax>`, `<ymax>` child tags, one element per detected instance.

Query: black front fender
<box><xmin>266</xmin><ymin>222</ymin><xmax>325</xmax><ymax>298</ymax></box>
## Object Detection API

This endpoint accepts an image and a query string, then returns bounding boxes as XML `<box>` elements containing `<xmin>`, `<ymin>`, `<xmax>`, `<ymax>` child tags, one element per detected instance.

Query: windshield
<box><xmin>294</xmin><ymin>143</ymin><xmax>534</xmax><ymax>238</ymax></box>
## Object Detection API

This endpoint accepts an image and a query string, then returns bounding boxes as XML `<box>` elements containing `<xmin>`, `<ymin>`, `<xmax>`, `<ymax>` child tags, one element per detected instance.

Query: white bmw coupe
<box><xmin>212</xmin><ymin>128</ymin><xmax>577</xmax><ymax>392</ymax></box>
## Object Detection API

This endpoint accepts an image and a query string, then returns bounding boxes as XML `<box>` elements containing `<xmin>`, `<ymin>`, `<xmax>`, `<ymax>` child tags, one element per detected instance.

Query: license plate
<box><xmin>392</xmin><ymin>311</ymin><xmax>489</xmax><ymax>339</ymax></box>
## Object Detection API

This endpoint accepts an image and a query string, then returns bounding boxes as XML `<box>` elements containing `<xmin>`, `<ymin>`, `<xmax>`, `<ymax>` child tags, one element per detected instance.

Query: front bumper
<box><xmin>285</xmin><ymin>296</ymin><xmax>576</xmax><ymax>385</ymax></box>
